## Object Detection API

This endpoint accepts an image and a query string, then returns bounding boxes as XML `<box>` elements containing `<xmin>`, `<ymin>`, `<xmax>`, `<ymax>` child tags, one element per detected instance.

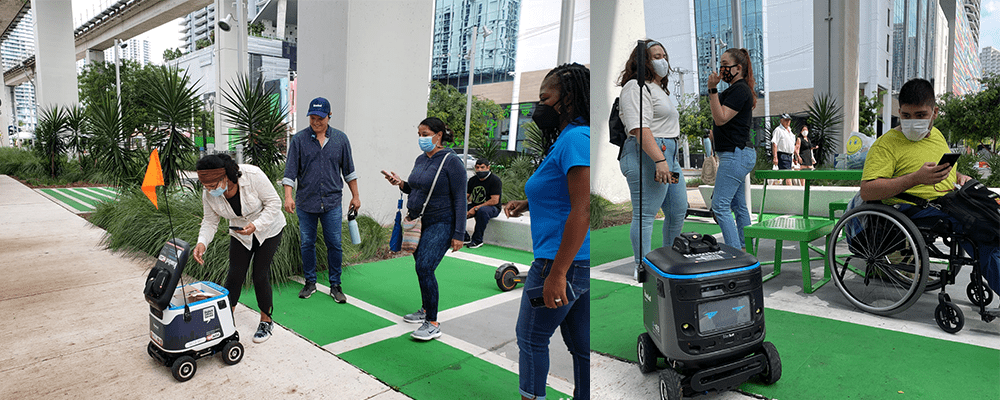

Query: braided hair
<box><xmin>539</xmin><ymin>63</ymin><xmax>590</xmax><ymax>153</ymax></box>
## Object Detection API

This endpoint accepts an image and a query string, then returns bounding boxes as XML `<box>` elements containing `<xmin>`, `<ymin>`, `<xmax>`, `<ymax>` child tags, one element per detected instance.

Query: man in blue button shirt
<box><xmin>283</xmin><ymin>97</ymin><xmax>360</xmax><ymax>303</ymax></box>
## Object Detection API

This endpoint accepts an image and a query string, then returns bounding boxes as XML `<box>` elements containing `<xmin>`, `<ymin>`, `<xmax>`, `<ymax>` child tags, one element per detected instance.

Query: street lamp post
<box><xmin>462</xmin><ymin>25</ymin><xmax>491</xmax><ymax>168</ymax></box>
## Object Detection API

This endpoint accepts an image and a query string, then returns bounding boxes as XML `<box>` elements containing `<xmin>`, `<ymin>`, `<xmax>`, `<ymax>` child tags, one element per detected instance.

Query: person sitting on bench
<box><xmin>465</xmin><ymin>158</ymin><xmax>502</xmax><ymax>248</ymax></box>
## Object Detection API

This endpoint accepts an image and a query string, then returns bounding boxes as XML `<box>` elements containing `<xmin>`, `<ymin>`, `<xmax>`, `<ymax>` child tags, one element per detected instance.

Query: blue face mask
<box><xmin>209</xmin><ymin>182</ymin><xmax>227</xmax><ymax>197</ymax></box>
<box><xmin>419</xmin><ymin>136</ymin><xmax>436</xmax><ymax>152</ymax></box>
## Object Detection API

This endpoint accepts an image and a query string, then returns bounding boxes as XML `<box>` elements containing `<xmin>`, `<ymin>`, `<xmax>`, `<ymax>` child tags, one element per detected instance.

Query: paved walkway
<box><xmin>0</xmin><ymin>175</ymin><xmax>408</xmax><ymax>399</ymax></box>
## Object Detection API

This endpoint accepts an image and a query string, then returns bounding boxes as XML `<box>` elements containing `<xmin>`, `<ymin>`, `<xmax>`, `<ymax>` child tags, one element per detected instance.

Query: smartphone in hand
<box><xmin>526</xmin><ymin>282</ymin><xmax>577</xmax><ymax>308</ymax></box>
<box><xmin>938</xmin><ymin>153</ymin><xmax>961</xmax><ymax>168</ymax></box>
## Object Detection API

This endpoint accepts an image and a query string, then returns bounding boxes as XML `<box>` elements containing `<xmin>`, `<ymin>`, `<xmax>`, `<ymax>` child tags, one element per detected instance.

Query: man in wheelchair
<box><xmin>858</xmin><ymin>78</ymin><xmax>999</xmax><ymax>306</ymax></box>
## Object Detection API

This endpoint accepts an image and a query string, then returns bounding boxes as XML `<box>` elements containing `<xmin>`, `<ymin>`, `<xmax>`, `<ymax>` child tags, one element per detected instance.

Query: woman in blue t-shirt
<box><xmin>504</xmin><ymin>63</ymin><xmax>590</xmax><ymax>400</ymax></box>
<box><xmin>708</xmin><ymin>48</ymin><xmax>758</xmax><ymax>248</ymax></box>
<box><xmin>381</xmin><ymin>117</ymin><xmax>466</xmax><ymax>342</ymax></box>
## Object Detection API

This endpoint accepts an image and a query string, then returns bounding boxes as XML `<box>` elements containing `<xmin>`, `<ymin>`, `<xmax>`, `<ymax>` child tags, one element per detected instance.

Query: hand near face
<box><xmin>707</xmin><ymin>71</ymin><xmax>721</xmax><ymax>89</ymax></box>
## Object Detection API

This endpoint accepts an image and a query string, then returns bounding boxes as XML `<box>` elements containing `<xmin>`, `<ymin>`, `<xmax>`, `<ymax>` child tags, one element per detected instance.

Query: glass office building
<box><xmin>891</xmin><ymin>0</ymin><xmax>940</xmax><ymax>91</ymax></box>
<box><xmin>0</xmin><ymin>9</ymin><xmax>36</xmax><ymax>132</ymax></box>
<box><xmin>693</xmin><ymin>0</ymin><xmax>764</xmax><ymax>97</ymax></box>
<box><xmin>431</xmin><ymin>0</ymin><xmax>520</xmax><ymax>92</ymax></box>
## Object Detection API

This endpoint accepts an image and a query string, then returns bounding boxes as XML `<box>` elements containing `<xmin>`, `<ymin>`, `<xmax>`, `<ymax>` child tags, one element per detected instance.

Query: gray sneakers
<box><xmin>253</xmin><ymin>321</ymin><xmax>273</xmax><ymax>343</ymax></box>
<box><xmin>299</xmin><ymin>281</ymin><xmax>317</xmax><ymax>299</ymax></box>
<box><xmin>403</xmin><ymin>309</ymin><xmax>426</xmax><ymax>323</ymax></box>
<box><xmin>330</xmin><ymin>285</ymin><xmax>347</xmax><ymax>303</ymax></box>
<box><xmin>410</xmin><ymin>321</ymin><xmax>442</xmax><ymax>341</ymax></box>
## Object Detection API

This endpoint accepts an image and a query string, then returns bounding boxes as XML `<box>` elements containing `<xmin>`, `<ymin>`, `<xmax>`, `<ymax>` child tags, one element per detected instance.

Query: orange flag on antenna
<box><xmin>142</xmin><ymin>149</ymin><xmax>164</xmax><ymax>209</ymax></box>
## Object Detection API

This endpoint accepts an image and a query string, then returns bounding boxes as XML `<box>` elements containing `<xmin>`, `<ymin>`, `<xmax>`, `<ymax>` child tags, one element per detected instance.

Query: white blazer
<box><xmin>197</xmin><ymin>164</ymin><xmax>286</xmax><ymax>250</ymax></box>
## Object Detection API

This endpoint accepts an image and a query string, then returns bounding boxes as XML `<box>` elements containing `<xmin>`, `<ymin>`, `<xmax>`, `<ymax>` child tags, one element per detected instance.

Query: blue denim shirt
<box><xmin>282</xmin><ymin>127</ymin><xmax>357</xmax><ymax>214</ymax></box>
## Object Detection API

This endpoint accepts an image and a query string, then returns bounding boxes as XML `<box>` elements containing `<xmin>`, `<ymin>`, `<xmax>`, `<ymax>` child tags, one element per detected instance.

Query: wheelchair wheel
<box><xmin>935</xmin><ymin>301</ymin><xmax>965</xmax><ymax>333</ymax></box>
<box><xmin>827</xmin><ymin>204</ymin><xmax>928</xmax><ymax>315</ymax></box>
<box><xmin>967</xmin><ymin>280</ymin><xmax>994</xmax><ymax>307</ymax></box>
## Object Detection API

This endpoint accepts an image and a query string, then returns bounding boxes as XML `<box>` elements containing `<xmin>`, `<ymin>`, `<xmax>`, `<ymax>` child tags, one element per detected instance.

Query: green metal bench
<box><xmin>828</xmin><ymin>198</ymin><xmax>851</xmax><ymax>220</ymax></box>
<box><xmin>743</xmin><ymin>169</ymin><xmax>863</xmax><ymax>293</ymax></box>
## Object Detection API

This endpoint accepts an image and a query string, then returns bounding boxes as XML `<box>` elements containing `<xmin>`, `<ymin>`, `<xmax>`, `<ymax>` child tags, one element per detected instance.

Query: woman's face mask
<box><xmin>418</xmin><ymin>136</ymin><xmax>436</xmax><ymax>152</ymax></box>
<box><xmin>719</xmin><ymin>65</ymin><xmax>737</xmax><ymax>83</ymax></box>
<box><xmin>209</xmin><ymin>181</ymin><xmax>227</xmax><ymax>197</ymax></box>
<box><xmin>652</xmin><ymin>58</ymin><xmax>670</xmax><ymax>78</ymax></box>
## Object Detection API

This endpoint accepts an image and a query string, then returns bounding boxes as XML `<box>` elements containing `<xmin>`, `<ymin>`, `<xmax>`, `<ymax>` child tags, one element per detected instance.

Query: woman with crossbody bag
<box><xmin>382</xmin><ymin>117</ymin><xmax>466</xmax><ymax>341</ymax></box>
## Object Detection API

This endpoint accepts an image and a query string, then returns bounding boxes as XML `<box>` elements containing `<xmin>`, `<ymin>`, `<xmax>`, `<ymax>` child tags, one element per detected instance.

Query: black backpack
<box><xmin>609</xmin><ymin>97</ymin><xmax>627</xmax><ymax>160</ymax></box>
<box><xmin>608</xmin><ymin>82</ymin><xmax>649</xmax><ymax>160</ymax></box>
<box><xmin>935</xmin><ymin>179</ymin><xmax>1000</xmax><ymax>241</ymax></box>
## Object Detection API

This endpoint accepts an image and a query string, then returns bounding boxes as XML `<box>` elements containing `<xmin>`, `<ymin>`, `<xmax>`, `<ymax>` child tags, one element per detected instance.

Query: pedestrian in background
<box><xmin>506</xmin><ymin>63</ymin><xmax>591</xmax><ymax>400</ymax></box>
<box><xmin>771</xmin><ymin>113</ymin><xmax>796</xmax><ymax>185</ymax></box>
<box><xmin>617</xmin><ymin>39</ymin><xmax>687</xmax><ymax>280</ymax></box>
<box><xmin>382</xmin><ymin>117</ymin><xmax>465</xmax><ymax>341</ymax></box>
<box><xmin>708</xmin><ymin>48</ymin><xmax>758</xmax><ymax>249</ymax></box>
<box><xmin>282</xmin><ymin>97</ymin><xmax>361</xmax><ymax>304</ymax></box>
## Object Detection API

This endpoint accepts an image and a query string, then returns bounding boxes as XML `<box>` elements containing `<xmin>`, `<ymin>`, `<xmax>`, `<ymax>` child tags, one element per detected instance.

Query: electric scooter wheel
<box><xmin>637</xmin><ymin>332</ymin><xmax>659</xmax><ymax>373</ymax></box>
<box><xmin>171</xmin><ymin>356</ymin><xmax>197</xmax><ymax>382</ymax></box>
<box><xmin>658</xmin><ymin>369</ymin><xmax>683</xmax><ymax>400</ymax></box>
<box><xmin>496</xmin><ymin>264</ymin><xmax>520</xmax><ymax>291</ymax></box>
<box><xmin>758</xmin><ymin>341</ymin><xmax>782</xmax><ymax>384</ymax></box>
<box><xmin>222</xmin><ymin>340</ymin><xmax>244</xmax><ymax>365</ymax></box>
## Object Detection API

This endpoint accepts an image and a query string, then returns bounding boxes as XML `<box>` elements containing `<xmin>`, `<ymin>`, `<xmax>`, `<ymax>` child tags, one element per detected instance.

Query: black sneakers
<box><xmin>330</xmin><ymin>285</ymin><xmax>347</xmax><ymax>303</ymax></box>
<box><xmin>299</xmin><ymin>281</ymin><xmax>317</xmax><ymax>299</ymax></box>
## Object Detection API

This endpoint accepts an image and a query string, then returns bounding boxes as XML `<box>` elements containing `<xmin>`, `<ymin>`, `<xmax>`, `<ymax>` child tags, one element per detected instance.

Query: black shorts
<box><xmin>777</xmin><ymin>153</ymin><xmax>793</xmax><ymax>170</ymax></box>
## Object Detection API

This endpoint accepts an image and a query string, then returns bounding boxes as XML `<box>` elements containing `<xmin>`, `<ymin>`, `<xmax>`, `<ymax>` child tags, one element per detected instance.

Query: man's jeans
<box><xmin>297</xmin><ymin>205</ymin><xmax>343</xmax><ymax>286</ymax></box>
<box><xmin>898</xmin><ymin>204</ymin><xmax>1000</xmax><ymax>296</ymax></box>
<box><xmin>467</xmin><ymin>204</ymin><xmax>500</xmax><ymax>244</ymax></box>
<box><xmin>516</xmin><ymin>259</ymin><xmax>590</xmax><ymax>400</ymax></box>
<box><xmin>619</xmin><ymin>135</ymin><xmax>688</xmax><ymax>265</ymax></box>
<box><xmin>712</xmin><ymin>147</ymin><xmax>757</xmax><ymax>247</ymax></box>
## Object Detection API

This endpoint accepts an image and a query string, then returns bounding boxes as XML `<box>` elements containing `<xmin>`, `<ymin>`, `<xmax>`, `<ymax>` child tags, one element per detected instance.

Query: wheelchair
<box><xmin>825</xmin><ymin>202</ymin><xmax>998</xmax><ymax>333</ymax></box>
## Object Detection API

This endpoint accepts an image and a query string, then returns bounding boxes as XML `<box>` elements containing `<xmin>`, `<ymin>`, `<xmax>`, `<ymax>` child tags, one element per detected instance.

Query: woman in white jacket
<box><xmin>192</xmin><ymin>154</ymin><xmax>286</xmax><ymax>344</ymax></box>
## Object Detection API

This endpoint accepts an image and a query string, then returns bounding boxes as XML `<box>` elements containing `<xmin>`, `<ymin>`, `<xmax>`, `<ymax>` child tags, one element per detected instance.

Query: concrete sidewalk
<box><xmin>0</xmin><ymin>175</ymin><xmax>408</xmax><ymax>399</ymax></box>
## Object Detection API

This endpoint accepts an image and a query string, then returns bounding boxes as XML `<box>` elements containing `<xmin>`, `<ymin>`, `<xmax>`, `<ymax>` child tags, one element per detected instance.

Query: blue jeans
<box><xmin>619</xmin><ymin>136</ymin><xmax>688</xmax><ymax>265</ymax></box>
<box><xmin>297</xmin><ymin>205</ymin><xmax>343</xmax><ymax>286</ymax></box>
<box><xmin>897</xmin><ymin>204</ymin><xmax>1000</xmax><ymax>296</ymax></box>
<box><xmin>516</xmin><ymin>259</ymin><xmax>590</xmax><ymax>400</ymax></box>
<box><xmin>413</xmin><ymin>218</ymin><xmax>453</xmax><ymax>322</ymax></box>
<box><xmin>713</xmin><ymin>147</ymin><xmax>756</xmax><ymax>247</ymax></box>
<box><xmin>466</xmin><ymin>204</ymin><xmax>500</xmax><ymax>244</ymax></box>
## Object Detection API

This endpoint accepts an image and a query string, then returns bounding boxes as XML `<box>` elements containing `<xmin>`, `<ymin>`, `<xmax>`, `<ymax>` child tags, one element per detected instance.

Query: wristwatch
<box><xmin>708</xmin><ymin>88</ymin><xmax>718</xmax><ymax>94</ymax></box>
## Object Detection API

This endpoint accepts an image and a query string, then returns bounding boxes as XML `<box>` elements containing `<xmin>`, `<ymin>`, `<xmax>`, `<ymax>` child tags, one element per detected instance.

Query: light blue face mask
<box><xmin>419</xmin><ymin>136</ymin><xmax>436</xmax><ymax>152</ymax></box>
<box><xmin>209</xmin><ymin>181</ymin><xmax>227</xmax><ymax>197</ymax></box>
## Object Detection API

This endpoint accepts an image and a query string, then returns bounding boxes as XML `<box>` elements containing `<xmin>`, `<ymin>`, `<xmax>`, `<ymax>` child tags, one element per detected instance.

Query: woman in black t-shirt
<box><xmin>707</xmin><ymin>48</ymin><xmax>757</xmax><ymax>248</ymax></box>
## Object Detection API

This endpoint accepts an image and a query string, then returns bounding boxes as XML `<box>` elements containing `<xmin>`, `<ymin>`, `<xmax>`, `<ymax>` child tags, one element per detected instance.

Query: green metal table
<box><xmin>745</xmin><ymin>169</ymin><xmax>863</xmax><ymax>293</ymax></box>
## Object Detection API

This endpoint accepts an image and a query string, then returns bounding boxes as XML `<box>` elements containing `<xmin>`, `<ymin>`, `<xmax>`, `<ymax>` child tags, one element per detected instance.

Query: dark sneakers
<box><xmin>330</xmin><ymin>285</ymin><xmax>347</xmax><ymax>303</ymax></box>
<box><xmin>467</xmin><ymin>241</ymin><xmax>484</xmax><ymax>249</ymax></box>
<box><xmin>299</xmin><ymin>281</ymin><xmax>317</xmax><ymax>299</ymax></box>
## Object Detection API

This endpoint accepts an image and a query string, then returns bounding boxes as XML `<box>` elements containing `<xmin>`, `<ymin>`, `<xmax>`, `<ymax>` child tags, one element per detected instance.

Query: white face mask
<box><xmin>900</xmin><ymin>119</ymin><xmax>931</xmax><ymax>141</ymax></box>
<box><xmin>652</xmin><ymin>59</ymin><xmax>670</xmax><ymax>78</ymax></box>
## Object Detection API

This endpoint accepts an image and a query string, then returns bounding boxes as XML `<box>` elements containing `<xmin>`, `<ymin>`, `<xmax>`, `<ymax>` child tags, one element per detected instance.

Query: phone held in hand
<box><xmin>229</xmin><ymin>226</ymin><xmax>242</xmax><ymax>231</ymax></box>
<box><xmin>526</xmin><ymin>282</ymin><xmax>577</xmax><ymax>308</ymax></box>
<box><xmin>938</xmin><ymin>153</ymin><xmax>961</xmax><ymax>168</ymax></box>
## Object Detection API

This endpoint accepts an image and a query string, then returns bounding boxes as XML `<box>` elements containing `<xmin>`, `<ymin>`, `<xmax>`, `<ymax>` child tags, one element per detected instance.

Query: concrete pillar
<box><xmin>814</xmin><ymin>0</ymin><xmax>860</xmax><ymax>153</ymax></box>
<box><xmin>591</xmin><ymin>0</ymin><xmax>644</xmax><ymax>203</ymax></box>
<box><xmin>0</xmin><ymin>86</ymin><xmax>10</xmax><ymax>147</ymax></box>
<box><xmin>31</xmin><ymin>0</ymin><xmax>79</xmax><ymax>109</ymax></box>
<box><xmin>214</xmin><ymin>0</ymin><xmax>248</xmax><ymax>151</ymax></box>
<box><xmin>85</xmin><ymin>49</ymin><xmax>105</xmax><ymax>64</ymax></box>
<box><xmin>297</xmin><ymin>0</ymin><xmax>434</xmax><ymax>223</ymax></box>
<box><xmin>276</xmin><ymin>0</ymin><xmax>287</xmax><ymax>40</ymax></box>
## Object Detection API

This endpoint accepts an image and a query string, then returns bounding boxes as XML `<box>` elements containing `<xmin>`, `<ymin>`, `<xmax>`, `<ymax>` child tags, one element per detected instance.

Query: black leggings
<box><xmin>225</xmin><ymin>230</ymin><xmax>283</xmax><ymax>318</ymax></box>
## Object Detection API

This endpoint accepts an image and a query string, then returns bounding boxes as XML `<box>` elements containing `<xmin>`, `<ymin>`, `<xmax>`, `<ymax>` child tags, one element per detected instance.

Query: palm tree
<box><xmin>65</xmin><ymin>104</ymin><xmax>90</xmax><ymax>170</ymax></box>
<box><xmin>220</xmin><ymin>74</ymin><xmax>288</xmax><ymax>177</ymax></box>
<box><xmin>145</xmin><ymin>66</ymin><xmax>200</xmax><ymax>187</ymax></box>
<box><xmin>88</xmin><ymin>93</ymin><xmax>138</xmax><ymax>188</ymax></box>
<box><xmin>805</xmin><ymin>93</ymin><xmax>844</xmax><ymax>166</ymax></box>
<box><xmin>33</xmin><ymin>106</ymin><xmax>68</xmax><ymax>178</ymax></box>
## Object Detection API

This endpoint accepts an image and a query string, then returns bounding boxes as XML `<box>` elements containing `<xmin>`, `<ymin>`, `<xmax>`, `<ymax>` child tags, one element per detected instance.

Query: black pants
<box><xmin>225</xmin><ymin>229</ymin><xmax>283</xmax><ymax>318</ymax></box>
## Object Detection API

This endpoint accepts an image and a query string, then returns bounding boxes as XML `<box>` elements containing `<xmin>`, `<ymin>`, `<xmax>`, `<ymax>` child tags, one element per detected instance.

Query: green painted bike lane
<box><xmin>239</xmin><ymin>253</ymin><xmax>571</xmax><ymax>400</ymax></box>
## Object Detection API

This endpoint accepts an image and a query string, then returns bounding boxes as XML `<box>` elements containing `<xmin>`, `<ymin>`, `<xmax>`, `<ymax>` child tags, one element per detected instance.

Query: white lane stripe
<box><xmin>63</xmin><ymin>187</ymin><xmax>107</xmax><ymax>204</ymax></box>
<box><xmin>73</xmin><ymin>187</ymin><xmax>116</xmax><ymax>202</ymax></box>
<box><xmin>35</xmin><ymin>189</ymin><xmax>93</xmax><ymax>213</ymax></box>
<box><xmin>438</xmin><ymin>333</ymin><xmax>576</xmax><ymax>396</ymax></box>
<box><xmin>322</xmin><ymin>324</ymin><xmax>415</xmax><ymax>354</ymax></box>
<box><xmin>291</xmin><ymin>277</ymin><xmax>400</xmax><ymax>323</ymax></box>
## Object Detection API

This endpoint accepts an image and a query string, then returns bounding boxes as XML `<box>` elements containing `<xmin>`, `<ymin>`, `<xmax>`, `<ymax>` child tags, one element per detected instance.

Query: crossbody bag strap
<box><xmin>894</xmin><ymin>192</ymin><xmax>930</xmax><ymax>208</ymax></box>
<box><xmin>418</xmin><ymin>153</ymin><xmax>450</xmax><ymax>218</ymax></box>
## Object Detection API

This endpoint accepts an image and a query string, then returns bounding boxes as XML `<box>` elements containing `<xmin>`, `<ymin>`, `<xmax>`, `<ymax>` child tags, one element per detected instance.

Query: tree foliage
<box><xmin>32</xmin><ymin>106</ymin><xmax>69</xmax><ymax>178</ymax></box>
<box><xmin>806</xmin><ymin>93</ymin><xmax>844</xmax><ymax>166</ymax></box>
<box><xmin>77</xmin><ymin>60</ymin><xmax>158</xmax><ymax>135</ymax></box>
<box><xmin>220</xmin><ymin>73</ymin><xmax>289</xmax><ymax>177</ymax></box>
<box><xmin>163</xmin><ymin>48</ymin><xmax>185</xmax><ymax>62</ymax></box>
<box><xmin>145</xmin><ymin>66</ymin><xmax>201</xmax><ymax>187</ymax></box>
<box><xmin>858</xmin><ymin>90</ymin><xmax>885</xmax><ymax>137</ymax></box>
<box><xmin>426</xmin><ymin>81</ymin><xmax>505</xmax><ymax>152</ymax></box>
<box><xmin>677</xmin><ymin>94</ymin><xmax>712</xmax><ymax>154</ymax></box>
<box><xmin>936</xmin><ymin>74</ymin><xmax>1000</xmax><ymax>144</ymax></box>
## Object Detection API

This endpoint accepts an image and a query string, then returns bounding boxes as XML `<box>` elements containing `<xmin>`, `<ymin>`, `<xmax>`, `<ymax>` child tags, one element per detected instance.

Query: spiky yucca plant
<box><xmin>33</xmin><ymin>106</ymin><xmax>69</xmax><ymax>178</ymax></box>
<box><xmin>220</xmin><ymin>74</ymin><xmax>288</xmax><ymax>177</ymax></box>
<box><xmin>145</xmin><ymin>66</ymin><xmax>200</xmax><ymax>187</ymax></box>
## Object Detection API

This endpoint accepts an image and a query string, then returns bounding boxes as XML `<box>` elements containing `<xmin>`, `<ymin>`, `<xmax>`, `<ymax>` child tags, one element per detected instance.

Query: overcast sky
<box><xmin>982</xmin><ymin>0</ymin><xmax>999</xmax><ymax>50</ymax></box>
